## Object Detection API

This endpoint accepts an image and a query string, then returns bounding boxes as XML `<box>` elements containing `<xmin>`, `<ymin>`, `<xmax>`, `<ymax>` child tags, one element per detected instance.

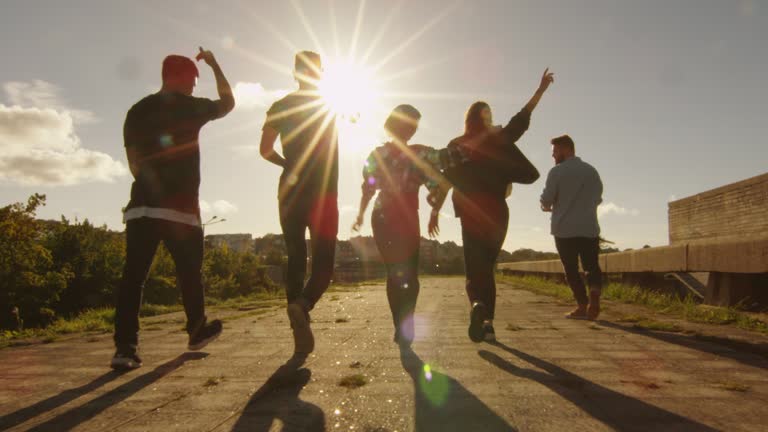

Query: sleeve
<box><xmin>540</xmin><ymin>168</ymin><xmax>559</xmax><ymax>207</ymax></box>
<box><xmin>501</xmin><ymin>109</ymin><xmax>531</xmax><ymax>145</ymax></box>
<box><xmin>502</xmin><ymin>141</ymin><xmax>540</xmax><ymax>185</ymax></box>
<box><xmin>361</xmin><ymin>150</ymin><xmax>378</xmax><ymax>197</ymax></box>
<box><xmin>194</xmin><ymin>97</ymin><xmax>222</xmax><ymax>123</ymax></box>
<box><xmin>594</xmin><ymin>167</ymin><xmax>604</xmax><ymax>206</ymax></box>
<box><xmin>262</xmin><ymin>100</ymin><xmax>283</xmax><ymax>133</ymax></box>
<box><xmin>407</xmin><ymin>145</ymin><xmax>439</xmax><ymax>190</ymax></box>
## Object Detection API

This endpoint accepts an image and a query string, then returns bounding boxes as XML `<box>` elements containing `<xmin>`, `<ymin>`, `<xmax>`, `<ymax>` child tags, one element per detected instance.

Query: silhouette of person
<box><xmin>436</xmin><ymin>69</ymin><xmax>554</xmax><ymax>343</ymax></box>
<box><xmin>113</xmin><ymin>48</ymin><xmax>235</xmax><ymax>370</ymax></box>
<box><xmin>259</xmin><ymin>51</ymin><xmax>339</xmax><ymax>356</ymax></box>
<box><xmin>540</xmin><ymin>134</ymin><xmax>604</xmax><ymax>320</ymax></box>
<box><xmin>352</xmin><ymin>104</ymin><xmax>445</xmax><ymax>346</ymax></box>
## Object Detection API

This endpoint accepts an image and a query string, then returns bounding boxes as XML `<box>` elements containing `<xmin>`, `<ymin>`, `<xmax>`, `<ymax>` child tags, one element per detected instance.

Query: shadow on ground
<box><xmin>596</xmin><ymin>320</ymin><xmax>768</xmax><ymax>370</ymax></box>
<box><xmin>480</xmin><ymin>342</ymin><xmax>718</xmax><ymax>432</ymax></box>
<box><xmin>400</xmin><ymin>345</ymin><xmax>517</xmax><ymax>432</ymax></box>
<box><xmin>14</xmin><ymin>352</ymin><xmax>208</xmax><ymax>432</ymax></box>
<box><xmin>0</xmin><ymin>370</ymin><xmax>122</xmax><ymax>430</ymax></box>
<box><xmin>230</xmin><ymin>354</ymin><xmax>325</xmax><ymax>432</ymax></box>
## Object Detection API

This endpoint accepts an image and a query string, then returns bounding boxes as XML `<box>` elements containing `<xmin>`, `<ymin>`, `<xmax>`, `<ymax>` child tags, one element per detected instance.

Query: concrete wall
<box><xmin>668</xmin><ymin>172</ymin><xmax>768</xmax><ymax>244</ymax></box>
<box><xmin>499</xmin><ymin>235</ymin><xmax>768</xmax><ymax>274</ymax></box>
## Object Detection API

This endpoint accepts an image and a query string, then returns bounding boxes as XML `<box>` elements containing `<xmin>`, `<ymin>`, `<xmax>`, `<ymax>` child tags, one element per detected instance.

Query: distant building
<box><xmin>205</xmin><ymin>233</ymin><xmax>253</xmax><ymax>253</ymax></box>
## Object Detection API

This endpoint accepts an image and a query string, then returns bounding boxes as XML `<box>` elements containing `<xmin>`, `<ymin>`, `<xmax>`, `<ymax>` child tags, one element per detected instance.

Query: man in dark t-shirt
<box><xmin>260</xmin><ymin>51</ymin><xmax>339</xmax><ymax>356</ymax></box>
<box><xmin>112</xmin><ymin>48</ymin><xmax>235</xmax><ymax>370</ymax></box>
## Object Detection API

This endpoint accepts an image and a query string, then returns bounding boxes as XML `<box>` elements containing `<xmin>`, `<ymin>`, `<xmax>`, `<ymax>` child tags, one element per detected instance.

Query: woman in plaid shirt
<box><xmin>352</xmin><ymin>104</ymin><xmax>445</xmax><ymax>346</ymax></box>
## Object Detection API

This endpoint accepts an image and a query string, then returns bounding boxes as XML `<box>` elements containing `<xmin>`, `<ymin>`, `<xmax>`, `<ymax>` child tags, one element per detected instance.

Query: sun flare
<box><xmin>319</xmin><ymin>59</ymin><xmax>381</xmax><ymax>124</ymax></box>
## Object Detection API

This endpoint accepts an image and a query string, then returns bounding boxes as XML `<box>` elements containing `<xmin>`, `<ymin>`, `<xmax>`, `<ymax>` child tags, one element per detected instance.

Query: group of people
<box><xmin>111</xmin><ymin>48</ymin><xmax>604</xmax><ymax>371</ymax></box>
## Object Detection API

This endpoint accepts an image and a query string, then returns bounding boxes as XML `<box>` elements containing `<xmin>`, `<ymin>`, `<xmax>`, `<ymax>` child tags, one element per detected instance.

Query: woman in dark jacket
<box><xmin>352</xmin><ymin>104</ymin><xmax>444</xmax><ymax>346</ymax></box>
<box><xmin>432</xmin><ymin>68</ymin><xmax>554</xmax><ymax>343</ymax></box>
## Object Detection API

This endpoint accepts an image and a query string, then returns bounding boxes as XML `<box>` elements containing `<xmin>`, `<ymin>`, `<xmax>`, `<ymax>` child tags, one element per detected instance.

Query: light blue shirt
<box><xmin>540</xmin><ymin>157</ymin><xmax>603</xmax><ymax>238</ymax></box>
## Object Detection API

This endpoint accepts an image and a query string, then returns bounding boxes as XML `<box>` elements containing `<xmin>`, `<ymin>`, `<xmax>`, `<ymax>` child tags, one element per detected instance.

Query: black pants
<box><xmin>114</xmin><ymin>217</ymin><xmax>206</xmax><ymax>348</ymax></box>
<box><xmin>371</xmin><ymin>205</ymin><xmax>420</xmax><ymax>333</ymax></box>
<box><xmin>280</xmin><ymin>196</ymin><xmax>338</xmax><ymax>310</ymax></box>
<box><xmin>460</xmin><ymin>203</ymin><xmax>509</xmax><ymax>320</ymax></box>
<box><xmin>554</xmin><ymin>236</ymin><xmax>603</xmax><ymax>305</ymax></box>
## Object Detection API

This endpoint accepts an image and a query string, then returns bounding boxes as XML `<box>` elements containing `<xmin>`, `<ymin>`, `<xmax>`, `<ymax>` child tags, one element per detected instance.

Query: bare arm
<box><xmin>196</xmin><ymin>47</ymin><xmax>235</xmax><ymax>117</ymax></box>
<box><xmin>259</xmin><ymin>126</ymin><xmax>286</xmax><ymax>168</ymax></box>
<box><xmin>427</xmin><ymin>179</ymin><xmax>452</xmax><ymax>238</ymax></box>
<box><xmin>523</xmin><ymin>68</ymin><xmax>555</xmax><ymax>114</ymax></box>
<box><xmin>352</xmin><ymin>186</ymin><xmax>376</xmax><ymax>232</ymax></box>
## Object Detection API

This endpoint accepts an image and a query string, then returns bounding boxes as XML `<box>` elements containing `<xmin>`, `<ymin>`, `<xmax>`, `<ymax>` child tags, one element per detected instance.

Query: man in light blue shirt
<box><xmin>540</xmin><ymin>135</ymin><xmax>603</xmax><ymax>320</ymax></box>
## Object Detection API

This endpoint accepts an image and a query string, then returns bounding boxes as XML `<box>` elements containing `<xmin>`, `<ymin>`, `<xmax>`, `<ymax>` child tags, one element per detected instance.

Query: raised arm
<box><xmin>524</xmin><ymin>68</ymin><xmax>554</xmax><ymax>114</ymax></box>
<box><xmin>196</xmin><ymin>47</ymin><xmax>235</xmax><ymax>117</ymax></box>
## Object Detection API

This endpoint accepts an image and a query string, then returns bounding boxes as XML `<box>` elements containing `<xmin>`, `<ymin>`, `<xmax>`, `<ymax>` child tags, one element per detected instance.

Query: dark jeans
<box><xmin>114</xmin><ymin>217</ymin><xmax>206</xmax><ymax>348</ymax></box>
<box><xmin>460</xmin><ymin>201</ymin><xmax>509</xmax><ymax>320</ymax></box>
<box><xmin>371</xmin><ymin>205</ymin><xmax>421</xmax><ymax>332</ymax></box>
<box><xmin>554</xmin><ymin>236</ymin><xmax>603</xmax><ymax>305</ymax></box>
<box><xmin>280</xmin><ymin>195</ymin><xmax>338</xmax><ymax>310</ymax></box>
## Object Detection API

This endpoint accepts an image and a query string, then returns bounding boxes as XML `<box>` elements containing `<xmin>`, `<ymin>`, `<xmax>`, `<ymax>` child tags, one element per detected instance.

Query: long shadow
<box><xmin>231</xmin><ymin>354</ymin><xmax>324</xmax><ymax>432</ymax></box>
<box><xmin>596</xmin><ymin>320</ymin><xmax>768</xmax><ymax>370</ymax></box>
<box><xmin>479</xmin><ymin>342</ymin><xmax>718</xmax><ymax>432</ymax></box>
<box><xmin>0</xmin><ymin>371</ymin><xmax>123</xmax><ymax>430</ymax></box>
<box><xmin>22</xmin><ymin>352</ymin><xmax>208</xmax><ymax>432</ymax></box>
<box><xmin>399</xmin><ymin>346</ymin><xmax>517</xmax><ymax>432</ymax></box>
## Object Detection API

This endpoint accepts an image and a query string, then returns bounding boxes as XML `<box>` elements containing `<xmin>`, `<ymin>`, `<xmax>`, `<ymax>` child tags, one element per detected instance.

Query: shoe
<box><xmin>565</xmin><ymin>306</ymin><xmax>589</xmax><ymax>320</ymax></box>
<box><xmin>482</xmin><ymin>323</ymin><xmax>496</xmax><ymax>343</ymax></box>
<box><xmin>287</xmin><ymin>303</ymin><xmax>314</xmax><ymax>354</ymax></box>
<box><xmin>111</xmin><ymin>346</ymin><xmax>142</xmax><ymax>370</ymax></box>
<box><xmin>188</xmin><ymin>319</ymin><xmax>223</xmax><ymax>351</ymax></box>
<box><xmin>587</xmin><ymin>291</ymin><xmax>601</xmax><ymax>321</ymax></box>
<box><xmin>468</xmin><ymin>302</ymin><xmax>489</xmax><ymax>343</ymax></box>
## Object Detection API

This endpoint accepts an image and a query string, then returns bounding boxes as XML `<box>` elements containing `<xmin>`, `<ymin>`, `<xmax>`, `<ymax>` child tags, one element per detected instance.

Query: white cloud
<box><xmin>199</xmin><ymin>199</ymin><xmax>238</xmax><ymax>215</ymax></box>
<box><xmin>0</xmin><ymin>104</ymin><xmax>126</xmax><ymax>186</ymax></box>
<box><xmin>232</xmin><ymin>82</ymin><xmax>289</xmax><ymax>110</ymax></box>
<box><xmin>598</xmin><ymin>202</ymin><xmax>639</xmax><ymax>217</ymax></box>
<box><xmin>4</xmin><ymin>80</ymin><xmax>97</xmax><ymax>123</ymax></box>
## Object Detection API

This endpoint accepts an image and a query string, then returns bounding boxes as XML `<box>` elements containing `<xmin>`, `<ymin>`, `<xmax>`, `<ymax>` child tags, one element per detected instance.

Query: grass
<box><xmin>500</xmin><ymin>274</ymin><xmax>768</xmax><ymax>334</ymax></box>
<box><xmin>338</xmin><ymin>374</ymin><xmax>368</xmax><ymax>389</ymax></box>
<box><xmin>0</xmin><ymin>303</ymin><xmax>185</xmax><ymax>349</ymax></box>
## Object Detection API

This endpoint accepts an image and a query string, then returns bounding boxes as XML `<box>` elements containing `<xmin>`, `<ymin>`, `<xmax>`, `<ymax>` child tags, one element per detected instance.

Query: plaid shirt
<box><xmin>362</xmin><ymin>143</ymin><xmax>442</xmax><ymax>212</ymax></box>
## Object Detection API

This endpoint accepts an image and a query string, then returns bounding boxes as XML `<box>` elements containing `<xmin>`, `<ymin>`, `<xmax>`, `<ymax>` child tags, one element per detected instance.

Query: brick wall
<box><xmin>668</xmin><ymin>172</ymin><xmax>768</xmax><ymax>244</ymax></box>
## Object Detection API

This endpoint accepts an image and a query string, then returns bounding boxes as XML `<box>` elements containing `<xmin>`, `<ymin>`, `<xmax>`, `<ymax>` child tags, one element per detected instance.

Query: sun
<box><xmin>319</xmin><ymin>59</ymin><xmax>381</xmax><ymax>124</ymax></box>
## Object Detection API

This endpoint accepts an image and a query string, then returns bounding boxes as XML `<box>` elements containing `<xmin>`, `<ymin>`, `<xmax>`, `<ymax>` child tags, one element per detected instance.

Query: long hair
<box><xmin>384</xmin><ymin>104</ymin><xmax>421</xmax><ymax>143</ymax></box>
<box><xmin>464</xmin><ymin>101</ymin><xmax>490</xmax><ymax>137</ymax></box>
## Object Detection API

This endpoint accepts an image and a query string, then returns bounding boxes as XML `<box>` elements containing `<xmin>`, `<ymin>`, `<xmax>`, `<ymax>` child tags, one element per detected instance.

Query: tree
<box><xmin>0</xmin><ymin>195</ymin><xmax>69</xmax><ymax>328</ymax></box>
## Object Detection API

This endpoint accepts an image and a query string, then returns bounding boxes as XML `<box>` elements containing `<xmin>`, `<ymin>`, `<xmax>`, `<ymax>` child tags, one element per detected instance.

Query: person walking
<box><xmin>113</xmin><ymin>48</ymin><xmax>235</xmax><ymax>370</ymax></box>
<box><xmin>260</xmin><ymin>51</ymin><xmax>339</xmax><ymax>356</ymax></box>
<box><xmin>439</xmin><ymin>69</ymin><xmax>554</xmax><ymax>342</ymax></box>
<box><xmin>352</xmin><ymin>104</ymin><xmax>444</xmax><ymax>346</ymax></box>
<box><xmin>540</xmin><ymin>134</ymin><xmax>604</xmax><ymax>320</ymax></box>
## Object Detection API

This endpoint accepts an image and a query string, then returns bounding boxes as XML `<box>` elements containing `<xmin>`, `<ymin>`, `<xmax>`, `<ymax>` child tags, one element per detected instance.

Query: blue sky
<box><xmin>1</xmin><ymin>0</ymin><xmax>766</xmax><ymax>252</ymax></box>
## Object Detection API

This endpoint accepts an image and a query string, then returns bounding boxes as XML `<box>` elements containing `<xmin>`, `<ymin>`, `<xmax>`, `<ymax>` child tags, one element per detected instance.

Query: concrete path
<box><xmin>1</xmin><ymin>278</ymin><xmax>767</xmax><ymax>431</ymax></box>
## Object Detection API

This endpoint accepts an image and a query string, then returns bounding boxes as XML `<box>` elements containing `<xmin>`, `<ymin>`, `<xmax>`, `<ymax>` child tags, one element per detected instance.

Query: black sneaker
<box><xmin>483</xmin><ymin>324</ymin><xmax>496</xmax><ymax>343</ymax></box>
<box><xmin>188</xmin><ymin>319</ymin><xmax>223</xmax><ymax>351</ymax></box>
<box><xmin>111</xmin><ymin>347</ymin><xmax>142</xmax><ymax>370</ymax></box>
<box><xmin>468</xmin><ymin>302</ymin><xmax>489</xmax><ymax>343</ymax></box>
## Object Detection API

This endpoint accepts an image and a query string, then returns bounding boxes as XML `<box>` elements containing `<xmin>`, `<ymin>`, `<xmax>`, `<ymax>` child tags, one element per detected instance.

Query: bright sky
<box><xmin>1</xmin><ymin>0</ymin><xmax>766</xmax><ymax>252</ymax></box>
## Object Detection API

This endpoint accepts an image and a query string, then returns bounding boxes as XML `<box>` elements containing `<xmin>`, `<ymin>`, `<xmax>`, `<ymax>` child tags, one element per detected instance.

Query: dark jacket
<box><xmin>441</xmin><ymin>109</ymin><xmax>540</xmax><ymax>219</ymax></box>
